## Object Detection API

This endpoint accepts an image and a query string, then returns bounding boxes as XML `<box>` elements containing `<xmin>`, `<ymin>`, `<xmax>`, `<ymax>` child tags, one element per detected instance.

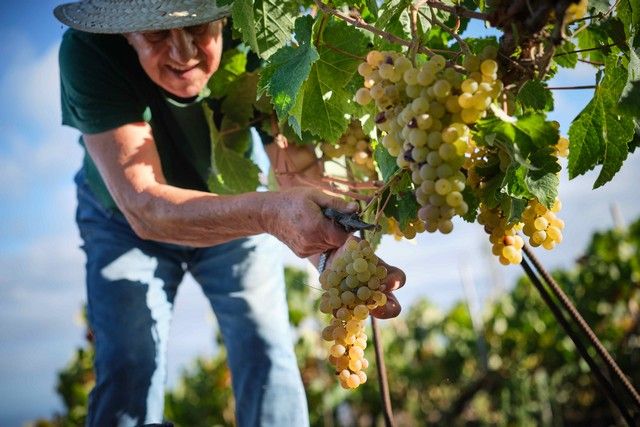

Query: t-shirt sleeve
<box><xmin>59</xmin><ymin>30</ymin><xmax>147</xmax><ymax>134</ymax></box>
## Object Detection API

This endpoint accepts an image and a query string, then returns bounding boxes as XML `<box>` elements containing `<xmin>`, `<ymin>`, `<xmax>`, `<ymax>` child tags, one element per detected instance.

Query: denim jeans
<box><xmin>74</xmin><ymin>171</ymin><xmax>309</xmax><ymax>427</ymax></box>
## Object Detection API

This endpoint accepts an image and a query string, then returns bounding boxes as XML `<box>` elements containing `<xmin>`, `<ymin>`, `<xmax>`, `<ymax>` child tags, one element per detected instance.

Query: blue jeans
<box><xmin>74</xmin><ymin>172</ymin><xmax>309</xmax><ymax>427</ymax></box>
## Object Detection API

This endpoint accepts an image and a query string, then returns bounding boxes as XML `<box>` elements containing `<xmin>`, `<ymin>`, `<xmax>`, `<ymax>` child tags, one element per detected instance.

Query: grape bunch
<box><xmin>321</xmin><ymin>120</ymin><xmax>376</xmax><ymax>179</ymax></box>
<box><xmin>555</xmin><ymin>136</ymin><xmax>570</xmax><ymax>158</ymax></box>
<box><xmin>477</xmin><ymin>204</ymin><xmax>525</xmax><ymax>265</ymax></box>
<box><xmin>355</xmin><ymin>48</ymin><xmax>503</xmax><ymax>234</ymax></box>
<box><xmin>318</xmin><ymin>239</ymin><xmax>388</xmax><ymax>389</ymax></box>
<box><xmin>385</xmin><ymin>216</ymin><xmax>425</xmax><ymax>241</ymax></box>
<box><xmin>522</xmin><ymin>199</ymin><xmax>564</xmax><ymax>250</ymax></box>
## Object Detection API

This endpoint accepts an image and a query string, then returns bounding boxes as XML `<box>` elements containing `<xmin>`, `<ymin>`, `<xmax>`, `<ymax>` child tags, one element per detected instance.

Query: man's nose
<box><xmin>168</xmin><ymin>29</ymin><xmax>197</xmax><ymax>63</ymax></box>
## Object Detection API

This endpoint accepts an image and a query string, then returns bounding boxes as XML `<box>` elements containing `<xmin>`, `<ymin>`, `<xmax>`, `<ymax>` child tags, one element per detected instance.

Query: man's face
<box><xmin>125</xmin><ymin>21</ymin><xmax>223</xmax><ymax>98</ymax></box>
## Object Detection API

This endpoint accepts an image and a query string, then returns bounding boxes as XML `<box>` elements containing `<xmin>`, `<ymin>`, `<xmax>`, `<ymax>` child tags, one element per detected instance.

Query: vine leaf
<box><xmin>568</xmin><ymin>55</ymin><xmax>635</xmax><ymax>188</ymax></box>
<box><xmin>475</xmin><ymin>113</ymin><xmax>560</xmax><ymax>211</ymax></box>
<box><xmin>374</xmin><ymin>144</ymin><xmax>399</xmax><ymax>182</ymax></box>
<box><xmin>204</xmin><ymin>103</ymin><xmax>260</xmax><ymax>194</ymax></box>
<box><xmin>617</xmin><ymin>0</ymin><xmax>640</xmax><ymax>117</ymax></box>
<box><xmin>207</xmin><ymin>48</ymin><xmax>247</xmax><ymax>98</ymax></box>
<box><xmin>230</xmin><ymin>0</ymin><xmax>295</xmax><ymax>59</ymax></box>
<box><xmin>517</xmin><ymin>80</ymin><xmax>554</xmax><ymax>112</ymax></box>
<box><xmin>554</xmin><ymin>41</ymin><xmax>578</xmax><ymax>69</ymax></box>
<box><xmin>230</xmin><ymin>0</ymin><xmax>259</xmax><ymax>54</ymax></box>
<box><xmin>258</xmin><ymin>15</ymin><xmax>319</xmax><ymax>129</ymax></box>
<box><xmin>288</xmin><ymin>17</ymin><xmax>369</xmax><ymax>141</ymax></box>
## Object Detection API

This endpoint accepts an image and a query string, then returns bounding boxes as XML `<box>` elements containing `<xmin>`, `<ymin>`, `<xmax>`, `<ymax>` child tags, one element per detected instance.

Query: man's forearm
<box><xmin>121</xmin><ymin>183</ymin><xmax>273</xmax><ymax>247</ymax></box>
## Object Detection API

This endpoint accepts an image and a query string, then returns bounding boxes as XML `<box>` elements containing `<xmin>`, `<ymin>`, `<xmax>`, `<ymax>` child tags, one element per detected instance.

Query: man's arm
<box><xmin>83</xmin><ymin>121</ymin><xmax>356</xmax><ymax>257</ymax></box>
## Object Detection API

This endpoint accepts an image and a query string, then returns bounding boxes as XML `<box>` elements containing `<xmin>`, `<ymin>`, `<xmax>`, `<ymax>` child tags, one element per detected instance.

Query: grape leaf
<box><xmin>258</xmin><ymin>16</ymin><xmax>319</xmax><ymax>123</ymax></box>
<box><xmin>221</xmin><ymin>72</ymin><xmax>259</xmax><ymax>127</ymax></box>
<box><xmin>253</xmin><ymin>0</ymin><xmax>296</xmax><ymax>59</ymax></box>
<box><xmin>288</xmin><ymin>17</ymin><xmax>369</xmax><ymax>141</ymax></box>
<box><xmin>383</xmin><ymin>191</ymin><xmax>419</xmax><ymax>230</ymax></box>
<box><xmin>617</xmin><ymin>0</ymin><xmax>640</xmax><ymax>117</ymax></box>
<box><xmin>554</xmin><ymin>41</ymin><xmax>578</xmax><ymax>69</ymax></box>
<box><xmin>461</xmin><ymin>186</ymin><xmax>479</xmax><ymax>222</ymax></box>
<box><xmin>568</xmin><ymin>55</ymin><xmax>635</xmax><ymax>188</ymax></box>
<box><xmin>203</xmin><ymin>103</ymin><xmax>260</xmax><ymax>194</ymax></box>
<box><xmin>588</xmin><ymin>0</ymin><xmax>611</xmax><ymax>14</ymax></box>
<box><xmin>474</xmin><ymin>113</ymin><xmax>560</xmax><ymax>208</ymax></box>
<box><xmin>374</xmin><ymin>144</ymin><xmax>399</xmax><ymax>182</ymax></box>
<box><xmin>230</xmin><ymin>0</ymin><xmax>259</xmax><ymax>54</ymax></box>
<box><xmin>517</xmin><ymin>80</ymin><xmax>554</xmax><ymax>111</ymax></box>
<box><xmin>618</xmin><ymin>47</ymin><xmax>640</xmax><ymax>117</ymax></box>
<box><xmin>208</xmin><ymin>140</ymin><xmax>261</xmax><ymax>194</ymax></box>
<box><xmin>230</xmin><ymin>0</ymin><xmax>295</xmax><ymax>59</ymax></box>
<box><xmin>207</xmin><ymin>48</ymin><xmax>247</xmax><ymax>98</ymax></box>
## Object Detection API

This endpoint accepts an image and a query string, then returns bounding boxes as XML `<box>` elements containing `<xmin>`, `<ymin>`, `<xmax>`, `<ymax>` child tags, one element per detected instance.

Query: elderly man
<box><xmin>54</xmin><ymin>1</ymin><xmax>405</xmax><ymax>425</ymax></box>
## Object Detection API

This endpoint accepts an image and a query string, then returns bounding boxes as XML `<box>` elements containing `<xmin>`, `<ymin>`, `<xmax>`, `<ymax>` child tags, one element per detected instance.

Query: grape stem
<box><xmin>321</xmin><ymin>175</ymin><xmax>382</xmax><ymax>190</ymax></box>
<box><xmin>313</xmin><ymin>0</ymin><xmax>452</xmax><ymax>57</ymax></box>
<box><xmin>360</xmin><ymin>168</ymin><xmax>405</xmax><ymax>216</ymax></box>
<box><xmin>419</xmin><ymin>7</ymin><xmax>471</xmax><ymax>56</ymax></box>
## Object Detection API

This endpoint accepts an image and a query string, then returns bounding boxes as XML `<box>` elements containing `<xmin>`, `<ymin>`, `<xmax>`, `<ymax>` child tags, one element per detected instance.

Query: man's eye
<box><xmin>143</xmin><ymin>30</ymin><xmax>169</xmax><ymax>42</ymax></box>
<box><xmin>185</xmin><ymin>23</ymin><xmax>210</xmax><ymax>36</ymax></box>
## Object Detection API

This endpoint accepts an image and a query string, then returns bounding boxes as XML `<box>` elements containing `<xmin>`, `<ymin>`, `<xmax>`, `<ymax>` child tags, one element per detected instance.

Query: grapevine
<box><xmin>207</xmin><ymin>0</ymin><xmax>640</xmax><ymax>397</ymax></box>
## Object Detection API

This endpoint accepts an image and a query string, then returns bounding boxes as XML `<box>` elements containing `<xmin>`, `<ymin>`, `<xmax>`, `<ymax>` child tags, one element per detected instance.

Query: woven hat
<box><xmin>53</xmin><ymin>0</ymin><xmax>231</xmax><ymax>34</ymax></box>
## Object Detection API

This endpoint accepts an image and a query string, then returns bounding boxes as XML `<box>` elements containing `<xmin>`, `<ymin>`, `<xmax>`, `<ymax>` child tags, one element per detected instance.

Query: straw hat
<box><xmin>53</xmin><ymin>0</ymin><xmax>231</xmax><ymax>34</ymax></box>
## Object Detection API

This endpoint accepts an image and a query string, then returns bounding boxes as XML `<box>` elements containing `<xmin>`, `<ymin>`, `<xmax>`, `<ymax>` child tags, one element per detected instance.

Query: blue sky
<box><xmin>0</xmin><ymin>2</ymin><xmax>639</xmax><ymax>425</ymax></box>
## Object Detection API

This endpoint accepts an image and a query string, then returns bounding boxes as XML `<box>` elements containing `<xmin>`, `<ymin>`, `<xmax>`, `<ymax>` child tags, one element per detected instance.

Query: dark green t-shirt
<box><xmin>59</xmin><ymin>28</ymin><xmax>232</xmax><ymax>210</ymax></box>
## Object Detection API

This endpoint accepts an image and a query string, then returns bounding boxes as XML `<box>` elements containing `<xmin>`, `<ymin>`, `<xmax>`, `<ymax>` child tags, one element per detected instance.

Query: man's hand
<box><xmin>261</xmin><ymin>187</ymin><xmax>359</xmax><ymax>258</ymax></box>
<box><xmin>321</xmin><ymin>237</ymin><xmax>406</xmax><ymax>319</ymax></box>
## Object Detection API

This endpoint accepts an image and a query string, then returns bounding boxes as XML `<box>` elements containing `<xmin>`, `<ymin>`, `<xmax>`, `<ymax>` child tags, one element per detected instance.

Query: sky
<box><xmin>0</xmin><ymin>2</ymin><xmax>639</xmax><ymax>426</ymax></box>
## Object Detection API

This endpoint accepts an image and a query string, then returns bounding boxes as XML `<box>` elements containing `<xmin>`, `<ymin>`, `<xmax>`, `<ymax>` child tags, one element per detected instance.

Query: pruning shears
<box><xmin>322</xmin><ymin>207</ymin><xmax>377</xmax><ymax>233</ymax></box>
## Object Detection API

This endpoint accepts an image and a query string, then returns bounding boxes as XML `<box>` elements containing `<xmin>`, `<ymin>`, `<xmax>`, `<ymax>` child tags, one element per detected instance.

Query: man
<box><xmin>54</xmin><ymin>1</ymin><xmax>405</xmax><ymax>425</ymax></box>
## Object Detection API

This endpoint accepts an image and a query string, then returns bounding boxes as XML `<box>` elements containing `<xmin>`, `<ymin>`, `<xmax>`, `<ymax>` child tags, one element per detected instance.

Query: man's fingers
<box><xmin>371</xmin><ymin>292</ymin><xmax>401</xmax><ymax>319</ymax></box>
<box><xmin>378</xmin><ymin>263</ymin><xmax>406</xmax><ymax>293</ymax></box>
<box><xmin>315</xmin><ymin>191</ymin><xmax>359</xmax><ymax>214</ymax></box>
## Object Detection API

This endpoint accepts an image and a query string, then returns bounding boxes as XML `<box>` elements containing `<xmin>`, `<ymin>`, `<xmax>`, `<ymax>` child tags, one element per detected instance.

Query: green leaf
<box><xmin>253</xmin><ymin>0</ymin><xmax>296</xmax><ymax>59</ymax></box>
<box><xmin>207</xmin><ymin>48</ymin><xmax>247</xmax><ymax>98</ymax></box>
<box><xmin>208</xmin><ymin>141</ymin><xmax>261</xmax><ymax>194</ymax></box>
<box><xmin>289</xmin><ymin>17</ymin><xmax>369</xmax><ymax>140</ymax></box>
<box><xmin>526</xmin><ymin>168</ymin><xmax>559</xmax><ymax>208</ymax></box>
<box><xmin>554</xmin><ymin>41</ymin><xmax>578</xmax><ymax>68</ymax></box>
<box><xmin>474</xmin><ymin>113</ymin><xmax>560</xmax><ymax>209</ymax></box>
<box><xmin>617</xmin><ymin>0</ymin><xmax>640</xmax><ymax>118</ymax></box>
<box><xmin>258</xmin><ymin>16</ymin><xmax>319</xmax><ymax>123</ymax></box>
<box><xmin>588</xmin><ymin>0</ymin><xmax>610</xmax><ymax>14</ymax></box>
<box><xmin>568</xmin><ymin>55</ymin><xmax>635</xmax><ymax>188</ymax></box>
<box><xmin>461</xmin><ymin>186</ymin><xmax>479</xmax><ymax>222</ymax></box>
<box><xmin>517</xmin><ymin>80</ymin><xmax>554</xmax><ymax>111</ymax></box>
<box><xmin>504</xmin><ymin>198</ymin><xmax>527</xmax><ymax>224</ymax></box>
<box><xmin>221</xmin><ymin>72</ymin><xmax>259</xmax><ymax>126</ymax></box>
<box><xmin>396</xmin><ymin>193</ymin><xmax>420</xmax><ymax>230</ymax></box>
<box><xmin>374</xmin><ymin>144</ymin><xmax>399</xmax><ymax>182</ymax></box>
<box><xmin>365</xmin><ymin>0</ymin><xmax>379</xmax><ymax>17</ymax></box>
<box><xmin>231</xmin><ymin>0</ymin><xmax>259</xmax><ymax>54</ymax></box>
<box><xmin>383</xmin><ymin>191</ymin><xmax>419</xmax><ymax>230</ymax></box>
<box><xmin>618</xmin><ymin>47</ymin><xmax>640</xmax><ymax>117</ymax></box>
<box><xmin>230</xmin><ymin>0</ymin><xmax>295</xmax><ymax>59</ymax></box>
<box><xmin>203</xmin><ymin>103</ymin><xmax>260</xmax><ymax>194</ymax></box>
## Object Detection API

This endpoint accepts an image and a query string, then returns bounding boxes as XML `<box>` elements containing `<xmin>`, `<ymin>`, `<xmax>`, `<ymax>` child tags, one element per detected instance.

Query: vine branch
<box><xmin>548</xmin><ymin>85</ymin><xmax>597</xmax><ymax>90</ymax></box>
<box><xmin>414</xmin><ymin>0</ymin><xmax>489</xmax><ymax>21</ymax></box>
<box><xmin>554</xmin><ymin>43</ymin><xmax>621</xmax><ymax>57</ymax></box>
<box><xmin>313</xmin><ymin>0</ymin><xmax>452</xmax><ymax>57</ymax></box>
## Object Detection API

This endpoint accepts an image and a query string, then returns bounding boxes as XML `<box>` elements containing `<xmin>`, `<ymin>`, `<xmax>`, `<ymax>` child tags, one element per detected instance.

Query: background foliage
<box><xmin>32</xmin><ymin>216</ymin><xmax>640</xmax><ymax>426</ymax></box>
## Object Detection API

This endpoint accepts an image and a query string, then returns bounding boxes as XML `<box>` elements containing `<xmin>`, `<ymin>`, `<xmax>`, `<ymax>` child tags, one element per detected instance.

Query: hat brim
<box><xmin>53</xmin><ymin>1</ymin><xmax>231</xmax><ymax>34</ymax></box>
